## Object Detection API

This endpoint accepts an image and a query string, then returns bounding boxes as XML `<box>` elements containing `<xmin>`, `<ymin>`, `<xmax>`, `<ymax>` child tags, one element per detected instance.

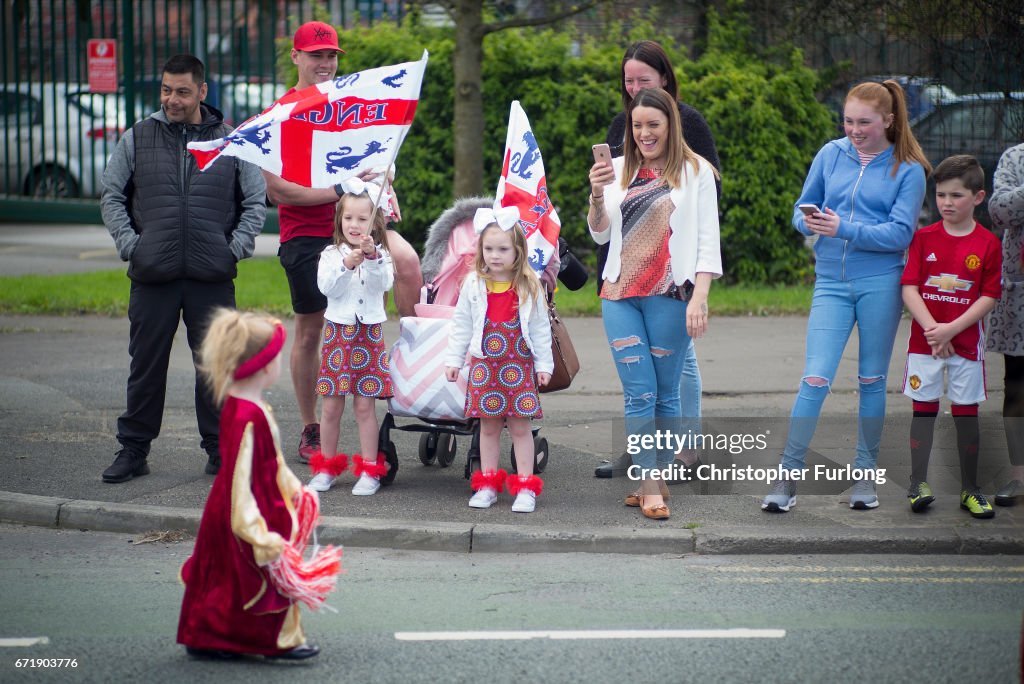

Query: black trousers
<box><xmin>116</xmin><ymin>279</ymin><xmax>235</xmax><ymax>456</ymax></box>
<box><xmin>1004</xmin><ymin>354</ymin><xmax>1024</xmax><ymax>466</ymax></box>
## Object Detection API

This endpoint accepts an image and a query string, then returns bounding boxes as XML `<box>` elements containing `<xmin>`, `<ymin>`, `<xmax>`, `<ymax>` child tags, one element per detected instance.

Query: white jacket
<box><xmin>590</xmin><ymin>156</ymin><xmax>722</xmax><ymax>285</ymax></box>
<box><xmin>444</xmin><ymin>273</ymin><xmax>554</xmax><ymax>375</ymax></box>
<box><xmin>318</xmin><ymin>243</ymin><xmax>394</xmax><ymax>325</ymax></box>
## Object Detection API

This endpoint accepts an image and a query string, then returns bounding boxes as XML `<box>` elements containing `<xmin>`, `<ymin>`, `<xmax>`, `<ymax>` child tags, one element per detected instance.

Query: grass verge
<box><xmin>0</xmin><ymin>257</ymin><xmax>813</xmax><ymax>317</ymax></box>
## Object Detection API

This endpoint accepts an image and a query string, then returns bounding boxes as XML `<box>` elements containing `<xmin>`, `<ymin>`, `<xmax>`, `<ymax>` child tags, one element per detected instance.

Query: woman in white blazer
<box><xmin>587</xmin><ymin>87</ymin><xmax>722</xmax><ymax>520</ymax></box>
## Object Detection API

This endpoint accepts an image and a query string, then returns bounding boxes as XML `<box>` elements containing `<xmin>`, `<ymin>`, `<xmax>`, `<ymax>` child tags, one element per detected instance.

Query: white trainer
<box><xmin>351</xmin><ymin>472</ymin><xmax>381</xmax><ymax>496</ymax></box>
<box><xmin>308</xmin><ymin>473</ymin><xmax>336</xmax><ymax>492</ymax></box>
<box><xmin>468</xmin><ymin>487</ymin><xmax>498</xmax><ymax>509</ymax></box>
<box><xmin>511</xmin><ymin>490</ymin><xmax>536</xmax><ymax>513</ymax></box>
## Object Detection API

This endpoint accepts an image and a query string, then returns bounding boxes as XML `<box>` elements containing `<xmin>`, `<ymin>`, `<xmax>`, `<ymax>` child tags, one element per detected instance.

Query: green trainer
<box><xmin>960</xmin><ymin>490</ymin><xmax>995</xmax><ymax>519</ymax></box>
<box><xmin>907</xmin><ymin>481</ymin><xmax>935</xmax><ymax>513</ymax></box>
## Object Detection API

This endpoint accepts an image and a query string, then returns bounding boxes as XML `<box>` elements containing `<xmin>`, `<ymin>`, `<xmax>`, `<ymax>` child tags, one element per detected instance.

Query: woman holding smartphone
<box><xmin>761</xmin><ymin>80</ymin><xmax>930</xmax><ymax>513</ymax></box>
<box><xmin>594</xmin><ymin>39</ymin><xmax>721</xmax><ymax>480</ymax></box>
<box><xmin>588</xmin><ymin>87</ymin><xmax>721</xmax><ymax>519</ymax></box>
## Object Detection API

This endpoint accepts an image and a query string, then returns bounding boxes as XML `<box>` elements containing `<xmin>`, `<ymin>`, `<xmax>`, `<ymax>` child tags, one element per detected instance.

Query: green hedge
<box><xmin>277</xmin><ymin>7</ymin><xmax>834</xmax><ymax>284</ymax></box>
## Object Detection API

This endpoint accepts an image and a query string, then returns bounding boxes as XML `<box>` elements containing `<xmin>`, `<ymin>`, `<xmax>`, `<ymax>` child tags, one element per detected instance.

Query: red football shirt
<box><xmin>901</xmin><ymin>221</ymin><xmax>1002</xmax><ymax>361</ymax></box>
<box><xmin>274</xmin><ymin>87</ymin><xmax>336</xmax><ymax>243</ymax></box>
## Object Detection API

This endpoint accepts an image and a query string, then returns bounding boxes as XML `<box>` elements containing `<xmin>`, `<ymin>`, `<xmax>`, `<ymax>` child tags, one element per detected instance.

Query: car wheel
<box><xmin>27</xmin><ymin>165</ymin><xmax>79</xmax><ymax>198</ymax></box>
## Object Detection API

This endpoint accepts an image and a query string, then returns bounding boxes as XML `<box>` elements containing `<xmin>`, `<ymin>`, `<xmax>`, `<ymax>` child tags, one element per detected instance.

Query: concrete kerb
<box><xmin>4</xmin><ymin>490</ymin><xmax>1023</xmax><ymax>555</ymax></box>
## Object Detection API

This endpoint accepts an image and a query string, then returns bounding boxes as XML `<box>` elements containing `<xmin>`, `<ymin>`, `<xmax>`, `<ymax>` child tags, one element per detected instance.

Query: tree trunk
<box><xmin>452</xmin><ymin>0</ymin><xmax>486</xmax><ymax>198</ymax></box>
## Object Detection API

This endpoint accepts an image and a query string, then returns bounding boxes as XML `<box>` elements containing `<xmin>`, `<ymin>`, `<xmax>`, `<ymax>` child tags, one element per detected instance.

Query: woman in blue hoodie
<box><xmin>762</xmin><ymin>80</ymin><xmax>931</xmax><ymax>513</ymax></box>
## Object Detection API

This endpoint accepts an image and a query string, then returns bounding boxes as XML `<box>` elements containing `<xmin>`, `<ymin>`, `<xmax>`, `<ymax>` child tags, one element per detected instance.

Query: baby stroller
<box><xmin>378</xmin><ymin>197</ymin><xmax>577</xmax><ymax>482</ymax></box>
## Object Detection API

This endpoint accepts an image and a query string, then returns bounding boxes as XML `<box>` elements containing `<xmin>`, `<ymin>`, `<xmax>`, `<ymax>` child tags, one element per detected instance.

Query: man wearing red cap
<box><xmin>263</xmin><ymin>21</ymin><xmax>423</xmax><ymax>462</ymax></box>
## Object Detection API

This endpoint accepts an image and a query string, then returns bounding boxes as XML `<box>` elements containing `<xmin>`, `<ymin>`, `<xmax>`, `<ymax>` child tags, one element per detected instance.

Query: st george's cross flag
<box><xmin>494</xmin><ymin>101</ymin><xmax>561</xmax><ymax>272</ymax></box>
<box><xmin>188</xmin><ymin>51</ymin><xmax>428</xmax><ymax>187</ymax></box>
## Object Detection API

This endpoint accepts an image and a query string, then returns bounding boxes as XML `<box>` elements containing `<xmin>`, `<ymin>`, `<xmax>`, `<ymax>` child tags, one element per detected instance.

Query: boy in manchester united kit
<box><xmin>901</xmin><ymin>155</ymin><xmax>1002</xmax><ymax>518</ymax></box>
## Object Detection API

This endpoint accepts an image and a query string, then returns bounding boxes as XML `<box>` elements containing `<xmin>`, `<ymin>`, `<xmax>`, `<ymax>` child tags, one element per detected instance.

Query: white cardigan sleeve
<box><xmin>317</xmin><ymin>245</ymin><xmax>356</xmax><ymax>299</ymax></box>
<box><xmin>361</xmin><ymin>246</ymin><xmax>395</xmax><ymax>297</ymax></box>
<box><xmin>444</xmin><ymin>278</ymin><xmax>475</xmax><ymax>369</ymax></box>
<box><xmin>693</xmin><ymin>162</ymin><xmax>723</xmax><ymax>278</ymax></box>
<box><xmin>527</xmin><ymin>293</ymin><xmax>554</xmax><ymax>375</ymax></box>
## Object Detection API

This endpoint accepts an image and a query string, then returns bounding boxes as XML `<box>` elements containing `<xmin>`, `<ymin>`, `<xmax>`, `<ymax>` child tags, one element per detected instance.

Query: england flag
<box><xmin>495</xmin><ymin>101</ymin><xmax>561</xmax><ymax>272</ymax></box>
<box><xmin>188</xmin><ymin>51</ymin><xmax>428</xmax><ymax>187</ymax></box>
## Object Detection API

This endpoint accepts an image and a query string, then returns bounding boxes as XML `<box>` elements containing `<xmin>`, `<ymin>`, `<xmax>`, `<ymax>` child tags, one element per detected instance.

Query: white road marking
<box><xmin>395</xmin><ymin>629</ymin><xmax>785</xmax><ymax>641</ymax></box>
<box><xmin>0</xmin><ymin>637</ymin><xmax>50</xmax><ymax>647</ymax></box>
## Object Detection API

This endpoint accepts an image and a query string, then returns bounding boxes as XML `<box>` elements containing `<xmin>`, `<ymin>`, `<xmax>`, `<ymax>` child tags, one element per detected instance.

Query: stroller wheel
<box><xmin>380</xmin><ymin>441</ymin><xmax>399</xmax><ymax>486</ymax></box>
<box><xmin>534</xmin><ymin>436</ymin><xmax>549</xmax><ymax>474</ymax></box>
<box><xmin>436</xmin><ymin>433</ymin><xmax>457</xmax><ymax>468</ymax></box>
<box><xmin>511</xmin><ymin>436</ymin><xmax>549</xmax><ymax>474</ymax></box>
<box><xmin>465</xmin><ymin>450</ymin><xmax>480</xmax><ymax>480</ymax></box>
<box><xmin>418</xmin><ymin>433</ymin><xmax>438</xmax><ymax>466</ymax></box>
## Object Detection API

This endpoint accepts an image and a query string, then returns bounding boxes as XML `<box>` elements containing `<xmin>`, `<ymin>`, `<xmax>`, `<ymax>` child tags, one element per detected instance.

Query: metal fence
<box><xmin>2</xmin><ymin>0</ymin><xmax>1021</xmax><ymax>225</ymax></box>
<box><xmin>0</xmin><ymin>0</ymin><xmax>401</xmax><ymax>203</ymax></box>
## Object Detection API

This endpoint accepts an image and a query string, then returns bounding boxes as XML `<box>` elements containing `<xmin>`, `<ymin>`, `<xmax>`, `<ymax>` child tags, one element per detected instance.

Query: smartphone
<box><xmin>592</xmin><ymin>143</ymin><xmax>612</xmax><ymax>166</ymax></box>
<box><xmin>798</xmin><ymin>203</ymin><xmax>823</xmax><ymax>216</ymax></box>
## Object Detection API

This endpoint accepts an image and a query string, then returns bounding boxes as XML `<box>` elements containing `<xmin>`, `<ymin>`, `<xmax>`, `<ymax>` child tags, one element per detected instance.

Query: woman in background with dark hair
<box><xmin>594</xmin><ymin>40</ymin><xmax>721</xmax><ymax>479</ymax></box>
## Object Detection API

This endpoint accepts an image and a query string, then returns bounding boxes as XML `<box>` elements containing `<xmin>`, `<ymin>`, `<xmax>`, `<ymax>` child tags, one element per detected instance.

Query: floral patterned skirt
<box><xmin>316</xmin><ymin>321</ymin><xmax>392</xmax><ymax>398</ymax></box>
<box><xmin>464</xmin><ymin>316</ymin><xmax>542</xmax><ymax>419</ymax></box>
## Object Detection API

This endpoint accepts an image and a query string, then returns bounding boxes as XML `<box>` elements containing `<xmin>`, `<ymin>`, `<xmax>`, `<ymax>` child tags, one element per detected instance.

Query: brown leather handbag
<box><xmin>539</xmin><ymin>296</ymin><xmax>580</xmax><ymax>393</ymax></box>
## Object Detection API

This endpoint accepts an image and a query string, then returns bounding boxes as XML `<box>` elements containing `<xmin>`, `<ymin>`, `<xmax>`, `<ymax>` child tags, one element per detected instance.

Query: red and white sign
<box><xmin>87</xmin><ymin>39</ymin><xmax>118</xmax><ymax>93</ymax></box>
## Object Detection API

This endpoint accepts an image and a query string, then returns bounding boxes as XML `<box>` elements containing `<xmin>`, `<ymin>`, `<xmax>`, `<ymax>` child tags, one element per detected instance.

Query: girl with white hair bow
<box><xmin>306</xmin><ymin>178</ymin><xmax>396</xmax><ymax>496</ymax></box>
<box><xmin>444</xmin><ymin>207</ymin><xmax>554</xmax><ymax>513</ymax></box>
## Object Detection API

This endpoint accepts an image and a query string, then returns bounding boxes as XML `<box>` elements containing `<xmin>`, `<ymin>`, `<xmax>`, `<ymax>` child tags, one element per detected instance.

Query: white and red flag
<box><xmin>188</xmin><ymin>51</ymin><xmax>428</xmax><ymax>187</ymax></box>
<box><xmin>494</xmin><ymin>101</ymin><xmax>561</xmax><ymax>272</ymax></box>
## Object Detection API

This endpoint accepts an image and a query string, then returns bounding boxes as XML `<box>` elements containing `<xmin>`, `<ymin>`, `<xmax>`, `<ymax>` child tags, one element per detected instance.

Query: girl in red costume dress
<box><xmin>177</xmin><ymin>310</ymin><xmax>341</xmax><ymax>661</ymax></box>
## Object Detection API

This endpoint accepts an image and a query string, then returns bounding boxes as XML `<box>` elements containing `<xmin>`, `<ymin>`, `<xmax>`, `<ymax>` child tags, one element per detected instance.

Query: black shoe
<box><xmin>594</xmin><ymin>452</ymin><xmax>631</xmax><ymax>478</ymax></box>
<box><xmin>102</xmin><ymin>448</ymin><xmax>149</xmax><ymax>483</ymax></box>
<box><xmin>205</xmin><ymin>450</ymin><xmax>221</xmax><ymax>475</ymax></box>
<box><xmin>266</xmin><ymin>643</ymin><xmax>320</xmax><ymax>660</ymax></box>
<box><xmin>185</xmin><ymin>646</ymin><xmax>241</xmax><ymax>660</ymax></box>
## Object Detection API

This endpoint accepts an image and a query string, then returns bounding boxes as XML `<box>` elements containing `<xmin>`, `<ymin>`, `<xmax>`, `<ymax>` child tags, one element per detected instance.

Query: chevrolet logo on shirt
<box><xmin>925</xmin><ymin>273</ymin><xmax>973</xmax><ymax>293</ymax></box>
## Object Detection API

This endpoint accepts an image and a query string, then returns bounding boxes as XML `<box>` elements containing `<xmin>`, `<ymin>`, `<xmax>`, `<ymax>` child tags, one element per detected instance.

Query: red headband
<box><xmin>234</xmin><ymin>323</ymin><xmax>286</xmax><ymax>380</ymax></box>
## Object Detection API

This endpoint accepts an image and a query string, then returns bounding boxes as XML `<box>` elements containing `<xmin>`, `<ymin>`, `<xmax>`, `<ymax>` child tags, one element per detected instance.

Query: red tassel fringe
<box><xmin>470</xmin><ymin>468</ymin><xmax>507</xmax><ymax>493</ymax></box>
<box><xmin>352</xmin><ymin>454</ymin><xmax>387</xmax><ymax>479</ymax></box>
<box><xmin>309</xmin><ymin>451</ymin><xmax>348</xmax><ymax>477</ymax></box>
<box><xmin>266</xmin><ymin>487</ymin><xmax>343</xmax><ymax>611</ymax></box>
<box><xmin>507</xmin><ymin>474</ymin><xmax>543</xmax><ymax>496</ymax></box>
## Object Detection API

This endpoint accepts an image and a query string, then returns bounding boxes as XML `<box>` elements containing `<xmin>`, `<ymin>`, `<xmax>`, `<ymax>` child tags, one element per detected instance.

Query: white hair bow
<box><xmin>473</xmin><ymin>206</ymin><xmax>520</xmax><ymax>234</ymax></box>
<box><xmin>339</xmin><ymin>177</ymin><xmax>392</xmax><ymax>212</ymax></box>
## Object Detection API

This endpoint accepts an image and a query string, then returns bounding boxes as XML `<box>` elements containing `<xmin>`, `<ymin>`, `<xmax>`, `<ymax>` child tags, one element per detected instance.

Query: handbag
<box><xmin>539</xmin><ymin>294</ymin><xmax>580</xmax><ymax>393</ymax></box>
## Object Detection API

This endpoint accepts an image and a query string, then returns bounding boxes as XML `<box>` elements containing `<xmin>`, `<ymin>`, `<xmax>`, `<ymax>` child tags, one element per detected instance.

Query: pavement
<box><xmin>1</xmin><ymin>223</ymin><xmax>1022</xmax><ymax>554</ymax></box>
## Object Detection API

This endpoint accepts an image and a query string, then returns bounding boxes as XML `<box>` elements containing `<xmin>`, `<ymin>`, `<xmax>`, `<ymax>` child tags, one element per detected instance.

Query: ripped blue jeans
<box><xmin>781</xmin><ymin>271</ymin><xmax>903</xmax><ymax>473</ymax></box>
<box><xmin>602</xmin><ymin>295</ymin><xmax>691</xmax><ymax>472</ymax></box>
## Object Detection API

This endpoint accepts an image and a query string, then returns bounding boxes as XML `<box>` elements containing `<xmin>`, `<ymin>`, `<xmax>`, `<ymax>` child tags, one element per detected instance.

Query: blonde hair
<box><xmin>333</xmin><ymin>192</ymin><xmax>391</xmax><ymax>255</ymax></box>
<box><xmin>473</xmin><ymin>224</ymin><xmax>542</xmax><ymax>303</ymax></box>
<box><xmin>200</xmin><ymin>309</ymin><xmax>282</xmax><ymax>405</ymax></box>
<box><xmin>622</xmin><ymin>87</ymin><xmax>719</xmax><ymax>189</ymax></box>
<box><xmin>846</xmin><ymin>80</ymin><xmax>932</xmax><ymax>177</ymax></box>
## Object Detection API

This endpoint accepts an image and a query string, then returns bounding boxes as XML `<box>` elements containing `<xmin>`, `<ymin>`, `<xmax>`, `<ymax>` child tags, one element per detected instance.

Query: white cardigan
<box><xmin>317</xmin><ymin>243</ymin><xmax>394</xmax><ymax>325</ymax></box>
<box><xmin>589</xmin><ymin>156</ymin><xmax>722</xmax><ymax>286</ymax></box>
<box><xmin>444</xmin><ymin>273</ymin><xmax>554</xmax><ymax>375</ymax></box>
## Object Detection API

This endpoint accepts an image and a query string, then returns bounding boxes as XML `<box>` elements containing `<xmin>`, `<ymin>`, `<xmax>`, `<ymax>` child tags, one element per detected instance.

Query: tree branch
<box><xmin>481</xmin><ymin>1</ymin><xmax>603</xmax><ymax>36</ymax></box>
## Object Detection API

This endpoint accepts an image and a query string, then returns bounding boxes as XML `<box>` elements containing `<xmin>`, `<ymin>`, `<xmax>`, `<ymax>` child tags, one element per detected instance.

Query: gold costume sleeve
<box><xmin>230</xmin><ymin>422</ymin><xmax>285</xmax><ymax>566</ymax></box>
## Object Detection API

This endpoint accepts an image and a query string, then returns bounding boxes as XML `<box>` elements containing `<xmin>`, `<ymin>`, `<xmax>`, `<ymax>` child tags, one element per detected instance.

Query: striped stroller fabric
<box><xmin>388</xmin><ymin>315</ymin><xmax>470</xmax><ymax>421</ymax></box>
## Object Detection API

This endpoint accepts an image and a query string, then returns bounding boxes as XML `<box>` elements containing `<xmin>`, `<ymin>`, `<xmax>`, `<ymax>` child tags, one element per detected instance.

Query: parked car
<box><xmin>0</xmin><ymin>82</ymin><xmax>134</xmax><ymax>198</ymax></box>
<box><xmin>213</xmin><ymin>78</ymin><xmax>285</xmax><ymax>127</ymax></box>
<box><xmin>124</xmin><ymin>75</ymin><xmax>284</xmax><ymax>127</ymax></box>
<box><xmin>911</xmin><ymin>91</ymin><xmax>1024</xmax><ymax>227</ymax></box>
<box><xmin>824</xmin><ymin>74</ymin><xmax>957</xmax><ymax>134</ymax></box>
